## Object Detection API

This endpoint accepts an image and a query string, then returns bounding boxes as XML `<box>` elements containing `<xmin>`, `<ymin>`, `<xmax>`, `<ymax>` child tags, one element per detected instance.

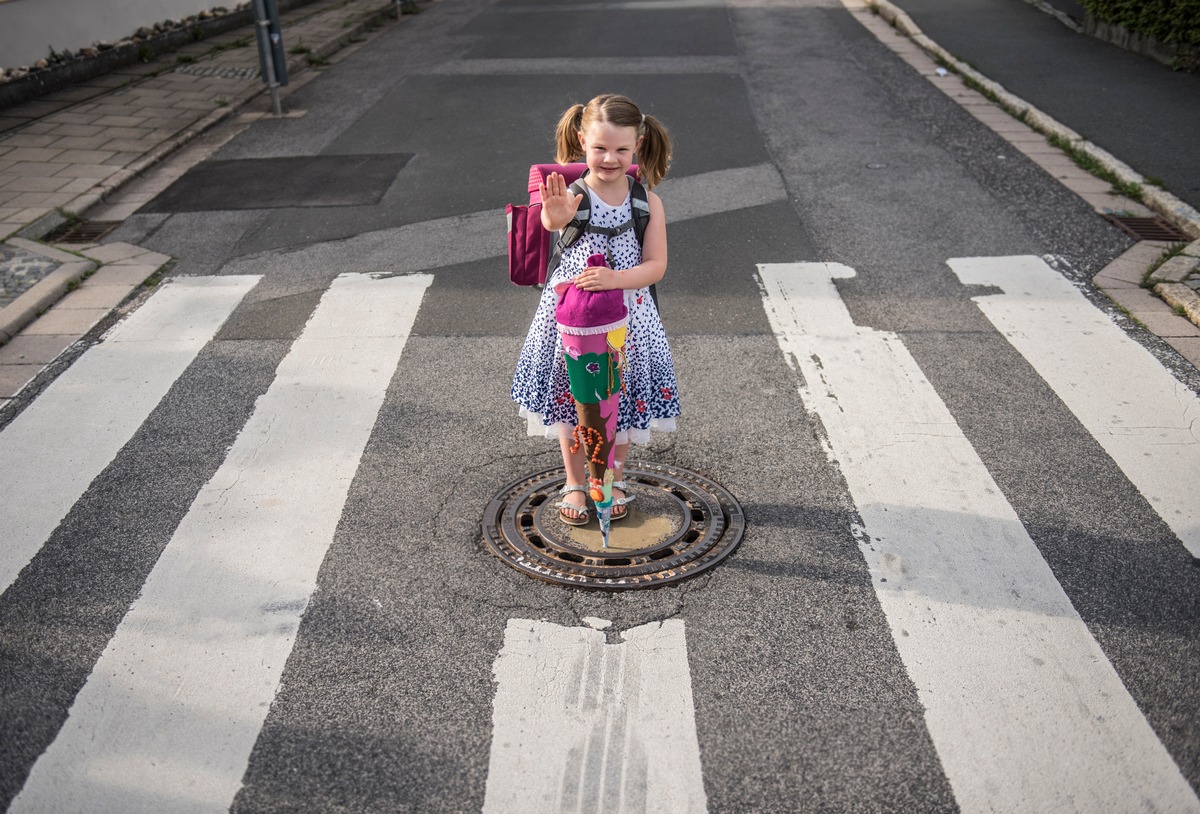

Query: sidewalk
<box><xmin>0</xmin><ymin>0</ymin><xmax>404</xmax><ymax>406</ymax></box>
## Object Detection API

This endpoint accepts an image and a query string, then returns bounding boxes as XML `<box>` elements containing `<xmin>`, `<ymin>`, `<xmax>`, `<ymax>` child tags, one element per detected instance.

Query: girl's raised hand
<box><xmin>539</xmin><ymin>172</ymin><xmax>583</xmax><ymax>229</ymax></box>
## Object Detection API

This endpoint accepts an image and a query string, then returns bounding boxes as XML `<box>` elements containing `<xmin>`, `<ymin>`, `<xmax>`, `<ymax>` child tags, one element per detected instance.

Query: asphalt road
<box><xmin>1</xmin><ymin>0</ymin><xmax>1199</xmax><ymax>811</ymax></box>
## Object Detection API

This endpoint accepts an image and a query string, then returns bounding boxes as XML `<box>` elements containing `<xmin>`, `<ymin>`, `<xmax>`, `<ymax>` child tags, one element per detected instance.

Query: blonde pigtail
<box><xmin>554</xmin><ymin>103</ymin><xmax>586</xmax><ymax>164</ymax></box>
<box><xmin>634</xmin><ymin>115</ymin><xmax>672</xmax><ymax>188</ymax></box>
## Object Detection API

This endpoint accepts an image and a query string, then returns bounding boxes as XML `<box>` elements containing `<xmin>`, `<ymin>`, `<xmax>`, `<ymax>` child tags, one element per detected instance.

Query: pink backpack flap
<box><xmin>507</xmin><ymin>163</ymin><xmax>640</xmax><ymax>286</ymax></box>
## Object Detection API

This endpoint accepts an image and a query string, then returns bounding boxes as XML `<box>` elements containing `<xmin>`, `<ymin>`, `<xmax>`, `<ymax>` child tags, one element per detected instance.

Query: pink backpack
<box><xmin>506</xmin><ymin>163</ymin><xmax>642</xmax><ymax>286</ymax></box>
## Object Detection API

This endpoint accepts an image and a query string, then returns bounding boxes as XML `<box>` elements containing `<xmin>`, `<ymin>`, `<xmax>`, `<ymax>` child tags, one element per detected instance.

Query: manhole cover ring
<box><xmin>483</xmin><ymin>463</ymin><xmax>745</xmax><ymax>590</ymax></box>
<box><xmin>501</xmin><ymin>469</ymin><xmax>728</xmax><ymax>578</ymax></box>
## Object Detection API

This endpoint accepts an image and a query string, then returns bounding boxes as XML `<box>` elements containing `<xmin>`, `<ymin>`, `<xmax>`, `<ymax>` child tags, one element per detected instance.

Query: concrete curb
<box><xmin>1155</xmin><ymin>282</ymin><xmax>1200</xmax><ymax>325</ymax></box>
<box><xmin>870</xmin><ymin>0</ymin><xmax>1200</xmax><ymax>241</ymax></box>
<box><xmin>0</xmin><ymin>238</ymin><xmax>97</xmax><ymax>343</ymax></box>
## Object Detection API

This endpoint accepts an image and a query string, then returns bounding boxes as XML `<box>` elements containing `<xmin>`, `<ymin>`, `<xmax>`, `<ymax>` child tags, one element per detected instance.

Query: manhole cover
<box><xmin>45</xmin><ymin>220</ymin><xmax>122</xmax><ymax>244</ymax></box>
<box><xmin>483</xmin><ymin>463</ymin><xmax>745</xmax><ymax>590</ymax></box>
<box><xmin>1103</xmin><ymin>214</ymin><xmax>1190</xmax><ymax>242</ymax></box>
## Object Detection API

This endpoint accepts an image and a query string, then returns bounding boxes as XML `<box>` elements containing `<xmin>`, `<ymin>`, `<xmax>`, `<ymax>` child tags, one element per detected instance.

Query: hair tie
<box><xmin>641</xmin><ymin>113</ymin><xmax>646</xmax><ymax>126</ymax></box>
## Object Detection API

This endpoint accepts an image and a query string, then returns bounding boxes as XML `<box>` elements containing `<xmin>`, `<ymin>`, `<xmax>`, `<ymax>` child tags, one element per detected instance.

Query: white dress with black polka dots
<box><xmin>511</xmin><ymin>185</ymin><xmax>681</xmax><ymax>445</ymax></box>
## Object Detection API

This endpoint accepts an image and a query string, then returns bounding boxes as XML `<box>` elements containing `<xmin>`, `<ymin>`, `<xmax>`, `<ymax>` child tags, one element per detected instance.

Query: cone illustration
<box><xmin>555</xmin><ymin>254</ymin><xmax>628</xmax><ymax>548</ymax></box>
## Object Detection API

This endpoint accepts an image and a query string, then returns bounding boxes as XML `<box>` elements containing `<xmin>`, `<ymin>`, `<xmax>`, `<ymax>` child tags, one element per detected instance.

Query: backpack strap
<box><xmin>630</xmin><ymin>180</ymin><xmax>650</xmax><ymax>246</ymax></box>
<box><xmin>546</xmin><ymin>174</ymin><xmax>652</xmax><ymax>275</ymax></box>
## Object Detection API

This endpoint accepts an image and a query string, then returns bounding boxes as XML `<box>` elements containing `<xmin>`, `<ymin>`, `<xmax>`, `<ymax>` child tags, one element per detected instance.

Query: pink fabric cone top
<box><xmin>554</xmin><ymin>256</ymin><xmax>628</xmax><ymax>335</ymax></box>
<box><xmin>555</xmin><ymin>287</ymin><xmax>627</xmax><ymax>335</ymax></box>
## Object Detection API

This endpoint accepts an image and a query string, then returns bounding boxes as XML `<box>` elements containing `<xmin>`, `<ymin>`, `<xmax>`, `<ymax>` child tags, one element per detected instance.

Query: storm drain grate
<box><xmin>483</xmin><ymin>463</ymin><xmax>745</xmax><ymax>591</ymax></box>
<box><xmin>1103</xmin><ymin>214</ymin><xmax>1190</xmax><ymax>242</ymax></box>
<box><xmin>45</xmin><ymin>220</ymin><xmax>123</xmax><ymax>244</ymax></box>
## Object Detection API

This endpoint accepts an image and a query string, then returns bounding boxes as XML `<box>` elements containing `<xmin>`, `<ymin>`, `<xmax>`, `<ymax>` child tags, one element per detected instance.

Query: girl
<box><xmin>511</xmin><ymin>93</ymin><xmax>681</xmax><ymax>526</ymax></box>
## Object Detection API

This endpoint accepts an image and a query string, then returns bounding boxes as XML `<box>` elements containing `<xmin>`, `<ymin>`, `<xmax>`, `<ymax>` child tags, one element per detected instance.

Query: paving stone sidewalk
<box><xmin>0</xmin><ymin>0</ymin><xmax>398</xmax><ymax>240</ymax></box>
<box><xmin>0</xmin><ymin>0</ymin><xmax>402</xmax><ymax>407</ymax></box>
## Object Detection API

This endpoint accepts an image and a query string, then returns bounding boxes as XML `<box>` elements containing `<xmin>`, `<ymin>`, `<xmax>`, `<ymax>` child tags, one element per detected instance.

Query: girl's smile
<box><xmin>579</xmin><ymin>121</ymin><xmax>642</xmax><ymax>193</ymax></box>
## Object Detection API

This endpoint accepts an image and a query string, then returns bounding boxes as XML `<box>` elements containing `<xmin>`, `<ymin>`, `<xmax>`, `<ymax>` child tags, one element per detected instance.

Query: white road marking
<box><xmin>949</xmin><ymin>254</ymin><xmax>1200</xmax><ymax>557</ymax></box>
<box><xmin>9</xmin><ymin>272</ymin><xmax>432</xmax><ymax>814</ymax></box>
<box><xmin>221</xmin><ymin>163</ymin><xmax>789</xmax><ymax>277</ymax></box>
<box><xmin>0</xmin><ymin>274</ymin><xmax>260</xmax><ymax>596</ymax></box>
<box><xmin>484</xmin><ymin>618</ymin><xmax>707</xmax><ymax>814</ymax></box>
<box><xmin>758</xmin><ymin>262</ymin><xmax>1200</xmax><ymax>814</ymax></box>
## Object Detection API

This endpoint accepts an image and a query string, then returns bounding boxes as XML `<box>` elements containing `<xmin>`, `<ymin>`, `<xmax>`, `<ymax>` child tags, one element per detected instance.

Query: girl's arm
<box><xmin>573</xmin><ymin>191</ymin><xmax>667</xmax><ymax>292</ymax></box>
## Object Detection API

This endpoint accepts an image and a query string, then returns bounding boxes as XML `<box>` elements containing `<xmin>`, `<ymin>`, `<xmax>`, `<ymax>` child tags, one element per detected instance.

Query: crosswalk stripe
<box><xmin>0</xmin><ymin>274</ymin><xmax>261</xmax><ymax>597</ymax></box>
<box><xmin>949</xmin><ymin>255</ymin><xmax>1200</xmax><ymax>558</ymax></box>
<box><xmin>758</xmin><ymin>262</ymin><xmax>1200</xmax><ymax>813</ymax></box>
<box><xmin>484</xmin><ymin>618</ymin><xmax>707</xmax><ymax>814</ymax></box>
<box><xmin>9</xmin><ymin>272</ymin><xmax>433</xmax><ymax>814</ymax></box>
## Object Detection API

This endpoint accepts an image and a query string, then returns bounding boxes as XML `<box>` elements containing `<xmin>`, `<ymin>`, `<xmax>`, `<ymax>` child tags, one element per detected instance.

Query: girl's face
<box><xmin>579</xmin><ymin>121</ymin><xmax>642</xmax><ymax>184</ymax></box>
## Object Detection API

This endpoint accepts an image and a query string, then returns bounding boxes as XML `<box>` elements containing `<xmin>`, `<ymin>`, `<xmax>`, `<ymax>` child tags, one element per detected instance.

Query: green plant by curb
<box><xmin>1047</xmin><ymin>133</ymin><xmax>1145</xmax><ymax>202</ymax></box>
<box><xmin>1141</xmin><ymin>242</ymin><xmax>1188</xmax><ymax>287</ymax></box>
<box><xmin>64</xmin><ymin>266</ymin><xmax>95</xmax><ymax>292</ymax></box>
<box><xmin>961</xmin><ymin>75</ymin><xmax>999</xmax><ymax>103</ymax></box>
<box><xmin>141</xmin><ymin>259</ymin><xmax>174</xmax><ymax>289</ymax></box>
<box><xmin>1113</xmin><ymin>302</ymin><xmax>1147</xmax><ymax>329</ymax></box>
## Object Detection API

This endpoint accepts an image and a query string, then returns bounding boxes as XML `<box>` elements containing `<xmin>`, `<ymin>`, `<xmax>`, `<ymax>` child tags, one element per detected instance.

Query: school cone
<box><xmin>555</xmin><ymin>255</ymin><xmax>628</xmax><ymax>548</ymax></box>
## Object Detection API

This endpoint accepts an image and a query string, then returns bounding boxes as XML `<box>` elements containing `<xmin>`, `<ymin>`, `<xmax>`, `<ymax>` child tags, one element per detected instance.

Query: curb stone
<box><xmin>0</xmin><ymin>241</ymin><xmax>172</xmax><ymax>404</ymax></box>
<box><xmin>1155</xmin><ymin>283</ymin><xmax>1200</xmax><ymax>325</ymax></box>
<box><xmin>1147</xmin><ymin>254</ymin><xmax>1200</xmax><ymax>285</ymax></box>
<box><xmin>0</xmin><ymin>239</ymin><xmax>97</xmax><ymax>344</ymax></box>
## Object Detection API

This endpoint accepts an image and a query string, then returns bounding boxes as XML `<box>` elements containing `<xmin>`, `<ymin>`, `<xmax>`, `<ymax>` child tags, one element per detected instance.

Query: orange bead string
<box><xmin>570</xmin><ymin>425</ymin><xmax>606</xmax><ymax>465</ymax></box>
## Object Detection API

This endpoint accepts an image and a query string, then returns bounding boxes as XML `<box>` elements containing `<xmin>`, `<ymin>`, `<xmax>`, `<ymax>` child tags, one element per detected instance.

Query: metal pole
<box><xmin>252</xmin><ymin>0</ymin><xmax>282</xmax><ymax>116</ymax></box>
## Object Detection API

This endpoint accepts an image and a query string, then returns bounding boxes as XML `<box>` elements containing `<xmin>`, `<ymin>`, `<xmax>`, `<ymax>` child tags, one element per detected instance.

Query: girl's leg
<box><xmin>612</xmin><ymin>442</ymin><xmax>630</xmax><ymax>517</ymax></box>
<box><xmin>559</xmin><ymin>428</ymin><xmax>588</xmax><ymax>520</ymax></box>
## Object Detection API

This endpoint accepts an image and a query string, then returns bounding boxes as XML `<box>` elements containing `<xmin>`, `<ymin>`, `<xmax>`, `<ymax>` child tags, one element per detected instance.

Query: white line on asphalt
<box><xmin>758</xmin><ymin>262</ymin><xmax>1200</xmax><ymax>814</ymax></box>
<box><xmin>949</xmin><ymin>255</ymin><xmax>1200</xmax><ymax>558</ymax></box>
<box><xmin>9</xmin><ymin>272</ymin><xmax>433</xmax><ymax>814</ymax></box>
<box><xmin>427</xmin><ymin>57</ymin><xmax>742</xmax><ymax>75</ymax></box>
<box><xmin>220</xmin><ymin>163</ymin><xmax>789</xmax><ymax>278</ymax></box>
<box><xmin>0</xmin><ymin>274</ymin><xmax>260</xmax><ymax>597</ymax></box>
<box><xmin>484</xmin><ymin>618</ymin><xmax>707</xmax><ymax>814</ymax></box>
